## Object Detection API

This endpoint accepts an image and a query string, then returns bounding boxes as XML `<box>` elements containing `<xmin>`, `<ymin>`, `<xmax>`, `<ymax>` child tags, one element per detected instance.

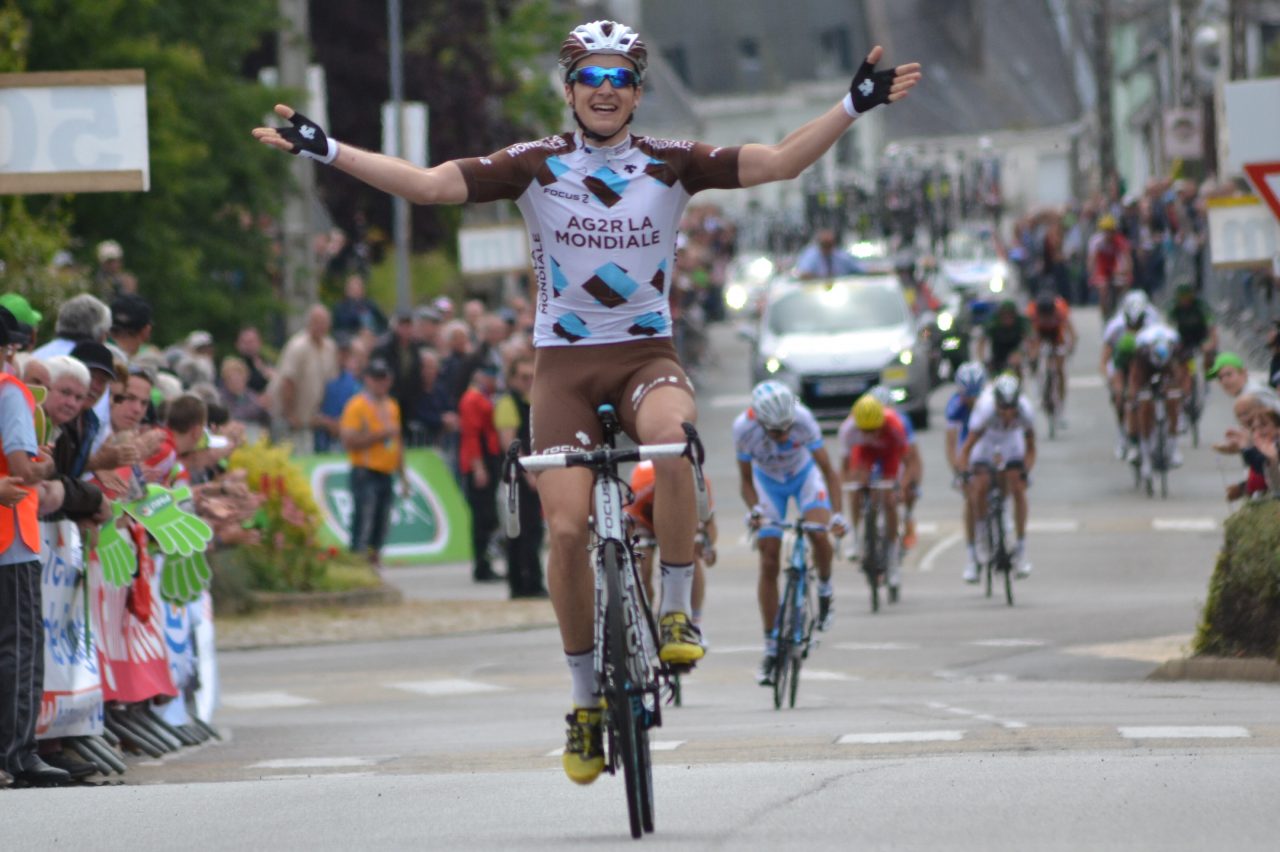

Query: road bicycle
<box><xmin>1035</xmin><ymin>343</ymin><xmax>1067</xmax><ymax>440</ymax></box>
<box><xmin>752</xmin><ymin>518</ymin><xmax>827</xmax><ymax>709</ymax></box>
<box><xmin>974</xmin><ymin>463</ymin><xmax>1015</xmax><ymax>606</ymax></box>
<box><xmin>1181</xmin><ymin>350</ymin><xmax>1210</xmax><ymax>449</ymax></box>
<box><xmin>845</xmin><ymin>480</ymin><xmax>899</xmax><ymax>612</ymax></box>
<box><xmin>503</xmin><ymin>406</ymin><xmax>710</xmax><ymax>840</ymax></box>
<box><xmin>1136</xmin><ymin>371</ymin><xmax>1176</xmax><ymax>499</ymax></box>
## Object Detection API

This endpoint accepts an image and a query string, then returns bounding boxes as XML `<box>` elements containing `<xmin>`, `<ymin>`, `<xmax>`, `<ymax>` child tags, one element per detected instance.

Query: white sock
<box><xmin>818</xmin><ymin>579</ymin><xmax>834</xmax><ymax>597</ymax></box>
<box><xmin>691</xmin><ymin>608</ymin><xmax>702</xmax><ymax>626</ymax></box>
<box><xmin>566</xmin><ymin>649</ymin><xmax>597</xmax><ymax>708</ymax></box>
<box><xmin>967</xmin><ymin>543</ymin><xmax>978</xmax><ymax>562</ymax></box>
<box><xmin>764</xmin><ymin>633</ymin><xmax>777</xmax><ymax>656</ymax></box>
<box><xmin>658</xmin><ymin>561</ymin><xmax>694</xmax><ymax>617</ymax></box>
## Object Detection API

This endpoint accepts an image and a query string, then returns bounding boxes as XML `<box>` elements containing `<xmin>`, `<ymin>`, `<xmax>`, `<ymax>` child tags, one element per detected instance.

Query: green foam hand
<box><xmin>96</xmin><ymin>504</ymin><xmax>138</xmax><ymax>588</ymax></box>
<box><xmin>30</xmin><ymin>386</ymin><xmax>51</xmax><ymax>445</ymax></box>
<box><xmin>123</xmin><ymin>484</ymin><xmax>214</xmax><ymax>556</ymax></box>
<box><xmin>160</xmin><ymin>551</ymin><xmax>213</xmax><ymax>605</ymax></box>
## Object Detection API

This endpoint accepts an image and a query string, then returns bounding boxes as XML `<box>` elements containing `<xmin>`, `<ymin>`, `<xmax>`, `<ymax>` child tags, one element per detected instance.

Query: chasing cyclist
<box><xmin>839</xmin><ymin>394</ymin><xmax>912</xmax><ymax>597</ymax></box>
<box><xmin>735</xmin><ymin>382</ymin><xmax>846</xmax><ymax>686</ymax></box>
<box><xmin>1026</xmin><ymin>292</ymin><xmax>1077</xmax><ymax>426</ymax></box>
<box><xmin>959</xmin><ymin>374</ymin><xmax>1036</xmax><ymax>578</ymax></box>
<box><xmin>944</xmin><ymin>362</ymin><xmax>988</xmax><ymax>582</ymax></box>
<box><xmin>1086</xmin><ymin>214</ymin><xmax>1133</xmax><ymax>318</ymax></box>
<box><xmin>625</xmin><ymin>460</ymin><xmax>717</xmax><ymax>633</ymax></box>
<box><xmin>1166</xmin><ymin>282</ymin><xmax>1218</xmax><ymax>404</ymax></box>
<box><xmin>975</xmin><ymin>300</ymin><xmax>1030</xmax><ymax>377</ymax></box>
<box><xmin>253</xmin><ymin>19</ymin><xmax>920</xmax><ymax>785</ymax></box>
<box><xmin>1101</xmin><ymin>290</ymin><xmax>1160</xmax><ymax>461</ymax></box>
<box><xmin>1129</xmin><ymin>322</ymin><xmax>1184</xmax><ymax>476</ymax></box>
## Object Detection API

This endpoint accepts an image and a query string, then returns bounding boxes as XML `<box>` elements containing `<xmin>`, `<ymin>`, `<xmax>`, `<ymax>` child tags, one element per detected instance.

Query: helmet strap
<box><xmin>572</xmin><ymin>108</ymin><xmax>635</xmax><ymax>144</ymax></box>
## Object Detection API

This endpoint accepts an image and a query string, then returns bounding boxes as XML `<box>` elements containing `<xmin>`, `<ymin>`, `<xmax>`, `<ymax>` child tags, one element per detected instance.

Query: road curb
<box><xmin>248</xmin><ymin>583</ymin><xmax>404</xmax><ymax>612</ymax></box>
<box><xmin>1148</xmin><ymin>656</ymin><xmax>1280</xmax><ymax>684</ymax></box>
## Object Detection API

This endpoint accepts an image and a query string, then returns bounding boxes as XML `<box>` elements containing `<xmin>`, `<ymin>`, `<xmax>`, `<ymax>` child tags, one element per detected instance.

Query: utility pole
<box><xmin>388</xmin><ymin>0</ymin><xmax>412</xmax><ymax>313</ymax></box>
<box><xmin>1229</xmin><ymin>0</ymin><xmax>1249</xmax><ymax>80</ymax></box>
<box><xmin>1174</xmin><ymin>0</ymin><xmax>1198</xmax><ymax>107</ymax></box>
<box><xmin>278</xmin><ymin>0</ymin><xmax>317</xmax><ymax>330</ymax></box>
<box><xmin>1092</xmin><ymin>0</ymin><xmax>1116</xmax><ymax>191</ymax></box>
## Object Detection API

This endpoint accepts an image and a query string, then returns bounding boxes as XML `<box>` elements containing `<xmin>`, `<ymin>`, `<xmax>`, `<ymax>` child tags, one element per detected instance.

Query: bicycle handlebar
<box><xmin>840</xmin><ymin>481</ymin><xmax>898</xmax><ymax>493</ymax></box>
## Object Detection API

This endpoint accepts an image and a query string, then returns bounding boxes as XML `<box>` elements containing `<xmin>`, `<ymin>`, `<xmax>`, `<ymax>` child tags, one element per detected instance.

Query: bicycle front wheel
<box><xmin>603</xmin><ymin>542</ymin><xmax>654</xmax><ymax>837</ymax></box>
<box><xmin>774</xmin><ymin>575</ymin><xmax>798</xmax><ymax>710</ymax></box>
<box><xmin>864</xmin><ymin>500</ymin><xmax>881</xmax><ymax>613</ymax></box>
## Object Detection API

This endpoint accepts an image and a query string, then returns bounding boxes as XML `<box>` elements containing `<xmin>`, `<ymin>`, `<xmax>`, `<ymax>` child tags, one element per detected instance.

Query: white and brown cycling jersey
<box><xmin>456</xmin><ymin>132</ymin><xmax>740</xmax><ymax>348</ymax></box>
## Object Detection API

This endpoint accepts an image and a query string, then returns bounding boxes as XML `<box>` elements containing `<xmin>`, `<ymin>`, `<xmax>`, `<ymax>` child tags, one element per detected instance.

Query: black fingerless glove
<box><xmin>279</xmin><ymin>111</ymin><xmax>339</xmax><ymax>164</ymax></box>
<box><xmin>843</xmin><ymin>59</ymin><xmax>897</xmax><ymax>116</ymax></box>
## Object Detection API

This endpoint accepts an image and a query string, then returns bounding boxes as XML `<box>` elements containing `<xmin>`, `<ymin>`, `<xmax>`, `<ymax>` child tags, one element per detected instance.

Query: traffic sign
<box><xmin>1206</xmin><ymin>196</ymin><xmax>1279</xmax><ymax>269</ymax></box>
<box><xmin>1243</xmin><ymin>162</ymin><xmax>1280</xmax><ymax>224</ymax></box>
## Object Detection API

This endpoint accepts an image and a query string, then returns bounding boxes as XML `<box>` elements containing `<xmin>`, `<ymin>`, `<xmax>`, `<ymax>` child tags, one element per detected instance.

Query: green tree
<box><xmin>14</xmin><ymin>0</ymin><xmax>289</xmax><ymax>346</ymax></box>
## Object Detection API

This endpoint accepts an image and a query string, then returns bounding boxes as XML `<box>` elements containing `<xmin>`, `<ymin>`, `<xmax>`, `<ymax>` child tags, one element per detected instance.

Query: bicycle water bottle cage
<box><xmin>596</xmin><ymin>404</ymin><xmax>621</xmax><ymax>445</ymax></box>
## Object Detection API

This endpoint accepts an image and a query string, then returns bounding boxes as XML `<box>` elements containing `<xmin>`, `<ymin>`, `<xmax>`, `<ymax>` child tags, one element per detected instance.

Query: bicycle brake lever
<box><xmin>503</xmin><ymin>441</ymin><xmax>522</xmax><ymax>539</ymax></box>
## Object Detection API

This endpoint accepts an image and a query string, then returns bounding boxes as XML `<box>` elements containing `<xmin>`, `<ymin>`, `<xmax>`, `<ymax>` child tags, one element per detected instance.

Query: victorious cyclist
<box><xmin>254</xmin><ymin>20</ymin><xmax>920</xmax><ymax>785</ymax></box>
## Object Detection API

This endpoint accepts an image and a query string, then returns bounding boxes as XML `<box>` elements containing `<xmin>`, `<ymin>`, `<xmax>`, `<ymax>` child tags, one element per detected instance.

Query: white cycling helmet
<box><xmin>558</xmin><ymin>20</ymin><xmax>648</xmax><ymax>78</ymax></box>
<box><xmin>866</xmin><ymin>384</ymin><xmax>895</xmax><ymax>407</ymax></box>
<box><xmin>1122</xmin><ymin>290</ymin><xmax>1149</xmax><ymax>327</ymax></box>
<box><xmin>992</xmin><ymin>373</ymin><xmax>1021</xmax><ymax>408</ymax></box>
<box><xmin>955</xmin><ymin>361</ymin><xmax>986</xmax><ymax>397</ymax></box>
<box><xmin>751</xmin><ymin>381</ymin><xmax>796</xmax><ymax>431</ymax></box>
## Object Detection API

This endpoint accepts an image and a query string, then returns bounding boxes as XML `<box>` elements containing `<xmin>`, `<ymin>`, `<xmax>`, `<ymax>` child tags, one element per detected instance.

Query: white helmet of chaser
<box><xmin>751</xmin><ymin>381</ymin><xmax>796</xmax><ymax>431</ymax></box>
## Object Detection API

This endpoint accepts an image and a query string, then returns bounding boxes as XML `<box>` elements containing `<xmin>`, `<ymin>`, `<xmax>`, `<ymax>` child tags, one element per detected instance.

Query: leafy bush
<box><xmin>1194</xmin><ymin>500</ymin><xmax>1280</xmax><ymax>661</ymax></box>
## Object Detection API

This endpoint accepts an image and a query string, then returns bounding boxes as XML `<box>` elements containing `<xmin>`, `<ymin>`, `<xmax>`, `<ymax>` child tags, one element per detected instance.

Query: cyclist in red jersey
<box><xmin>1086</xmin><ymin>215</ymin><xmax>1133</xmax><ymax>316</ymax></box>
<box><xmin>1026</xmin><ymin>292</ymin><xmax>1077</xmax><ymax>418</ymax></box>
<box><xmin>841</xmin><ymin>396</ymin><xmax>910</xmax><ymax>592</ymax></box>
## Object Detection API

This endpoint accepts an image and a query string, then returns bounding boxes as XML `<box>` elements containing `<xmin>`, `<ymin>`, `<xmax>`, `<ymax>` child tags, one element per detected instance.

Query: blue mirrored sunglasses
<box><xmin>568</xmin><ymin>66</ymin><xmax>639</xmax><ymax>88</ymax></box>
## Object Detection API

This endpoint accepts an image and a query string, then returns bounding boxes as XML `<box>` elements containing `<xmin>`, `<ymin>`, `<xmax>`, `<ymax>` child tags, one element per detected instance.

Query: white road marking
<box><xmin>918</xmin><ymin>532</ymin><xmax>964</xmax><ymax>573</ymax></box>
<box><xmin>650</xmin><ymin>740</ymin><xmax>685</xmax><ymax>751</ymax></box>
<box><xmin>1118</xmin><ymin>726</ymin><xmax>1250</xmax><ymax>739</ymax></box>
<box><xmin>914</xmin><ymin>522</ymin><xmax>939</xmax><ymax>536</ymax></box>
<box><xmin>389</xmin><ymin>679</ymin><xmax>508</xmax><ymax>696</ymax></box>
<box><xmin>971</xmin><ymin>638</ymin><xmax>1047</xmax><ymax>648</ymax></box>
<box><xmin>546</xmin><ymin>747</ymin><xmax>564</xmax><ymax>757</ymax></box>
<box><xmin>709</xmin><ymin>393</ymin><xmax>752</xmax><ymax>409</ymax></box>
<box><xmin>836</xmin><ymin>641</ymin><xmax>920</xmax><ymax>651</ymax></box>
<box><xmin>838</xmin><ymin>730</ymin><xmax>965</xmax><ymax>745</ymax></box>
<box><xmin>1069</xmin><ymin>375</ymin><xmax>1105</xmax><ymax>389</ymax></box>
<box><xmin>222</xmin><ymin>691</ymin><xmax>317</xmax><ymax>710</ymax></box>
<box><xmin>251</xmin><ymin>756</ymin><xmax>379</xmax><ymax>770</ymax></box>
<box><xmin>711</xmin><ymin>645</ymin><xmax>762</xmax><ymax>655</ymax></box>
<box><xmin>802</xmin><ymin>670</ymin><xmax>859</xmax><ymax>681</ymax></box>
<box><xmin>924</xmin><ymin>701</ymin><xmax>1029</xmax><ymax>730</ymax></box>
<box><xmin>1152</xmin><ymin>518</ymin><xmax>1218</xmax><ymax>532</ymax></box>
<box><xmin>261</xmin><ymin>772</ymin><xmax>378</xmax><ymax>782</ymax></box>
<box><xmin>1027</xmin><ymin>519</ymin><xmax>1080</xmax><ymax>533</ymax></box>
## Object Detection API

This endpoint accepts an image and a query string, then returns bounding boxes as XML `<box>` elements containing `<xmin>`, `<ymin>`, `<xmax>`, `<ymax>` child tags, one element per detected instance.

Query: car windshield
<box><xmin>767</xmin><ymin>281</ymin><xmax>909</xmax><ymax>335</ymax></box>
<box><xmin>946</xmin><ymin>230</ymin><xmax>999</xmax><ymax>261</ymax></box>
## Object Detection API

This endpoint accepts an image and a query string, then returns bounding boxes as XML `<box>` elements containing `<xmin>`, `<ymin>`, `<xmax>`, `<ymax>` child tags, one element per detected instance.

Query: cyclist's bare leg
<box><xmin>757</xmin><ymin>536</ymin><xmax>782</xmax><ymax>632</ymax></box>
<box><xmin>637</xmin><ymin>543</ymin><xmax>656</xmax><ymax>603</ymax></box>
<box><xmin>969</xmin><ymin>468</ymin><xmax>991</xmax><ymax>530</ymax></box>
<box><xmin>691</xmin><ymin>558</ymin><xmax>705</xmax><ymax>616</ymax></box>
<box><xmin>845</xmin><ymin>465</ymin><xmax>869</xmax><ymax>543</ymax></box>
<box><xmin>801</xmin><ymin>505</ymin><xmax>833</xmax><ymax>582</ymax></box>
<box><xmin>540</xmin><ymin>467</ymin><xmax>596</xmax><ymax>654</ymax></box>
<box><xmin>1005</xmin><ymin>469</ymin><xmax>1028</xmax><ymax>540</ymax></box>
<box><xmin>883</xmin><ymin>492</ymin><xmax>900</xmax><ymax>556</ymax></box>
<box><xmin>1052</xmin><ymin>350</ymin><xmax>1067</xmax><ymax>406</ymax></box>
<box><xmin>963</xmin><ymin>486</ymin><xmax>975</xmax><ymax>546</ymax></box>
<box><xmin>636</xmin><ymin>386</ymin><xmax>697</xmax><ymax>568</ymax></box>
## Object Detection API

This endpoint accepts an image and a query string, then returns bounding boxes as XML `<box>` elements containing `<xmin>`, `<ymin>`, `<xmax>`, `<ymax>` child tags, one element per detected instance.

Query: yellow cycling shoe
<box><xmin>658</xmin><ymin>612</ymin><xmax>705</xmax><ymax>666</ymax></box>
<box><xmin>562</xmin><ymin>706</ymin><xmax>604</xmax><ymax>785</ymax></box>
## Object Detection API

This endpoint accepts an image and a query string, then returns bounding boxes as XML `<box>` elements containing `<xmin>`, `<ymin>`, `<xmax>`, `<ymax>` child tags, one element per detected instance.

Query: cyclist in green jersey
<box><xmin>976</xmin><ymin>300</ymin><xmax>1030</xmax><ymax>377</ymax></box>
<box><xmin>1166</xmin><ymin>282</ymin><xmax>1217</xmax><ymax>399</ymax></box>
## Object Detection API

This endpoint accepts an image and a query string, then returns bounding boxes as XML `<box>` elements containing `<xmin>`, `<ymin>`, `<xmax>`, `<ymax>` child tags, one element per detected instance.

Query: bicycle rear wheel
<box><xmin>1044</xmin><ymin>369</ymin><xmax>1057</xmax><ymax>440</ymax></box>
<box><xmin>983</xmin><ymin>511</ymin><xmax>995</xmax><ymax>599</ymax></box>
<box><xmin>864</xmin><ymin>500</ymin><xmax>881</xmax><ymax>613</ymax></box>
<box><xmin>994</xmin><ymin>504</ymin><xmax>1013</xmax><ymax>606</ymax></box>
<box><xmin>604</xmin><ymin>542</ymin><xmax>654</xmax><ymax>838</ymax></box>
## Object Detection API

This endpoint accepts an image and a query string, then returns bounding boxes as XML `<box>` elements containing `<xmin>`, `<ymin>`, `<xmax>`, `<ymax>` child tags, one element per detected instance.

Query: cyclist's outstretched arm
<box><xmin>252</xmin><ymin>104</ymin><xmax>468</xmax><ymax>205</ymax></box>
<box><xmin>737</xmin><ymin>459</ymin><xmax>759</xmax><ymax>511</ymax></box>
<box><xmin>738</xmin><ymin>46</ymin><xmax>920</xmax><ymax>187</ymax></box>
<box><xmin>958</xmin><ymin>428</ymin><xmax>983</xmax><ymax>471</ymax></box>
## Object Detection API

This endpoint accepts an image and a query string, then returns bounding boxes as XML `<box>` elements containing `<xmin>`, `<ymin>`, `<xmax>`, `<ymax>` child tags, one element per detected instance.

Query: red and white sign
<box><xmin>1244</xmin><ymin>162</ymin><xmax>1280</xmax><ymax>225</ymax></box>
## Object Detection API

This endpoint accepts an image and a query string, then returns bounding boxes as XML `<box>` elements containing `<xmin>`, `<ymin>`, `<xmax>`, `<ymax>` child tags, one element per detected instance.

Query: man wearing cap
<box><xmin>412</xmin><ymin>305</ymin><xmax>441</xmax><ymax>350</ymax></box>
<box><xmin>65</xmin><ymin>342</ymin><xmax>130</xmax><ymax>477</ymax></box>
<box><xmin>339</xmin><ymin>358</ymin><xmax>404</xmax><ymax>570</ymax></box>
<box><xmin>108</xmin><ymin>294</ymin><xmax>156</xmax><ymax>363</ymax></box>
<box><xmin>0</xmin><ymin>295</ymin><xmax>41</xmax><ymax>352</ymax></box>
<box><xmin>93</xmin><ymin>240</ymin><xmax>137</xmax><ymax>299</ymax></box>
<box><xmin>1209</xmin><ymin>352</ymin><xmax>1279</xmax><ymax>409</ymax></box>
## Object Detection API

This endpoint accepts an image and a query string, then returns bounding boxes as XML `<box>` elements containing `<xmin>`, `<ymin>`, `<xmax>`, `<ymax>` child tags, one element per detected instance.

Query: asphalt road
<box><xmin>9</xmin><ymin>308</ymin><xmax>1279</xmax><ymax>850</ymax></box>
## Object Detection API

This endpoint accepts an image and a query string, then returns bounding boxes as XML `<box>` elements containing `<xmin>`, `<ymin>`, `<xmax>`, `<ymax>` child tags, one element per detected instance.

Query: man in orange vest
<box><xmin>340</xmin><ymin>358</ymin><xmax>405</xmax><ymax>571</ymax></box>
<box><xmin>0</xmin><ymin>315</ymin><xmax>67</xmax><ymax>787</ymax></box>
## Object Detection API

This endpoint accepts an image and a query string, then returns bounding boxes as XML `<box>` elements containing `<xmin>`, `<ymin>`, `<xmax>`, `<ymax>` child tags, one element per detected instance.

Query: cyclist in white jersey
<box><xmin>959</xmin><ymin>374</ymin><xmax>1037</xmax><ymax>578</ymax></box>
<box><xmin>254</xmin><ymin>19</ymin><xmax>920</xmax><ymax>786</ymax></box>
<box><xmin>734</xmin><ymin>382</ymin><xmax>846</xmax><ymax>686</ymax></box>
<box><xmin>1101</xmin><ymin>290</ymin><xmax>1161</xmax><ymax>460</ymax></box>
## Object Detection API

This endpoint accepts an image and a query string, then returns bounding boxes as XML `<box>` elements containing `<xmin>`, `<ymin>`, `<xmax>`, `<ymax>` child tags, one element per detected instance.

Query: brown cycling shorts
<box><xmin>530</xmin><ymin>338</ymin><xmax>695</xmax><ymax>453</ymax></box>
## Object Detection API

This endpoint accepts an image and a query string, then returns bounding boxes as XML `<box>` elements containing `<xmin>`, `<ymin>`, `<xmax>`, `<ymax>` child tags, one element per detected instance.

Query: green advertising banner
<box><xmin>295</xmin><ymin>449</ymin><xmax>471</xmax><ymax>565</ymax></box>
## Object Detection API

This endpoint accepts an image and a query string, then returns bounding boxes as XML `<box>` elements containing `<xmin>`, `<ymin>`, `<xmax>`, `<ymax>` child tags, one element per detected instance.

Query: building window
<box><xmin>664</xmin><ymin>45</ymin><xmax>691</xmax><ymax>87</ymax></box>
<box><xmin>819</xmin><ymin>26</ymin><xmax>852</xmax><ymax>73</ymax></box>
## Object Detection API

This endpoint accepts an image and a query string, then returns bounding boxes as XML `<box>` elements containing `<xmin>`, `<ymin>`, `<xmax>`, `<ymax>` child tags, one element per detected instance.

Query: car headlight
<box><xmin>937</xmin><ymin>311</ymin><xmax>954</xmax><ymax>332</ymax></box>
<box><xmin>898</xmin><ymin>349</ymin><xmax>913</xmax><ymax>366</ymax></box>
<box><xmin>725</xmin><ymin>284</ymin><xmax>749</xmax><ymax>311</ymax></box>
<box><xmin>765</xmin><ymin>357</ymin><xmax>783</xmax><ymax>374</ymax></box>
<box><xmin>989</xmin><ymin>276</ymin><xmax>1005</xmax><ymax>294</ymax></box>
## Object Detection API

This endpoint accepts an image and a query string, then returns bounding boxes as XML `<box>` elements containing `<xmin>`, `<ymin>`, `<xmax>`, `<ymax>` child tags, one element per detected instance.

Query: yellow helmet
<box><xmin>1097</xmin><ymin>213</ymin><xmax>1117</xmax><ymax>231</ymax></box>
<box><xmin>852</xmin><ymin>394</ymin><xmax>885</xmax><ymax>430</ymax></box>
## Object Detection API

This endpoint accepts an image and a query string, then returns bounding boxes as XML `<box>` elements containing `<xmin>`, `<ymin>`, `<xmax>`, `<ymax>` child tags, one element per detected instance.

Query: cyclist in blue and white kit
<box><xmin>255</xmin><ymin>19</ymin><xmax>920</xmax><ymax>786</ymax></box>
<box><xmin>735</xmin><ymin>382</ymin><xmax>847</xmax><ymax>686</ymax></box>
<box><xmin>944</xmin><ymin>362</ymin><xmax>988</xmax><ymax>582</ymax></box>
